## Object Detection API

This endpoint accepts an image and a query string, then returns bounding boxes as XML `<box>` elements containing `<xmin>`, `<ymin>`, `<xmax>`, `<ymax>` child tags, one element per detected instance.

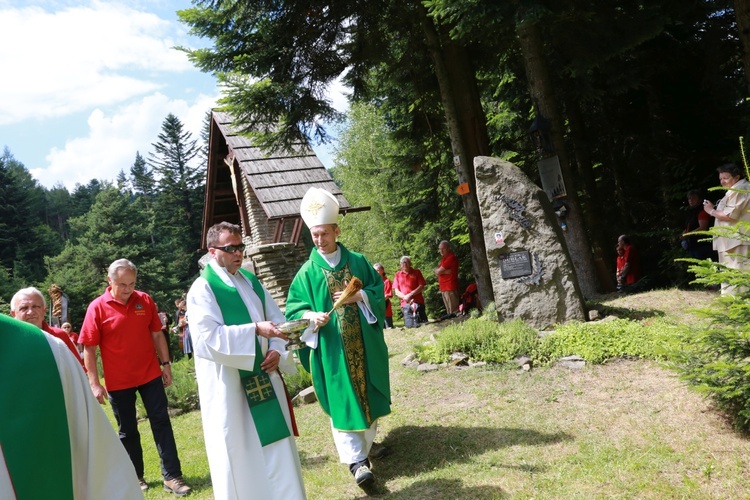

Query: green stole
<box><xmin>201</xmin><ymin>265</ymin><xmax>290</xmax><ymax>446</ymax></box>
<box><xmin>0</xmin><ymin>314</ymin><xmax>74</xmax><ymax>499</ymax></box>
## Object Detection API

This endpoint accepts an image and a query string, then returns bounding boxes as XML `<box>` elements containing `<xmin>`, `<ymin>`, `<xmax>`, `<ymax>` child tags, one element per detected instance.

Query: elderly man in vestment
<box><xmin>186</xmin><ymin>222</ymin><xmax>306</xmax><ymax>500</ymax></box>
<box><xmin>286</xmin><ymin>188</ymin><xmax>391</xmax><ymax>488</ymax></box>
<box><xmin>0</xmin><ymin>314</ymin><xmax>144</xmax><ymax>499</ymax></box>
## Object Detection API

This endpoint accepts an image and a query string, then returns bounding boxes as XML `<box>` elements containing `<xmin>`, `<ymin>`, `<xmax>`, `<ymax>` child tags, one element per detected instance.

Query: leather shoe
<box><xmin>163</xmin><ymin>476</ymin><xmax>192</xmax><ymax>496</ymax></box>
<box><xmin>369</xmin><ymin>442</ymin><xmax>389</xmax><ymax>459</ymax></box>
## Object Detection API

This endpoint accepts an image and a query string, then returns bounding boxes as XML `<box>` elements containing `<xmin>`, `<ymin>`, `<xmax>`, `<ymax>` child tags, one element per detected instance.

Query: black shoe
<box><xmin>353</xmin><ymin>464</ymin><xmax>374</xmax><ymax>487</ymax></box>
<box><xmin>369</xmin><ymin>442</ymin><xmax>390</xmax><ymax>459</ymax></box>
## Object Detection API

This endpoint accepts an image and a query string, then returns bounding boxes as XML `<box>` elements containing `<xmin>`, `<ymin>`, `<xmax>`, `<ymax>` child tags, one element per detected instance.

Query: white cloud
<box><xmin>30</xmin><ymin>91</ymin><xmax>218</xmax><ymax>189</ymax></box>
<box><xmin>0</xmin><ymin>1</ymin><xmax>195</xmax><ymax>125</ymax></box>
<box><xmin>327</xmin><ymin>77</ymin><xmax>351</xmax><ymax>113</ymax></box>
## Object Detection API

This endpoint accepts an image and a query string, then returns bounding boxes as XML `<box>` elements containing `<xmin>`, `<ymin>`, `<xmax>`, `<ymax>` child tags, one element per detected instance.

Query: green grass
<box><xmin>101</xmin><ymin>289</ymin><xmax>750</xmax><ymax>498</ymax></box>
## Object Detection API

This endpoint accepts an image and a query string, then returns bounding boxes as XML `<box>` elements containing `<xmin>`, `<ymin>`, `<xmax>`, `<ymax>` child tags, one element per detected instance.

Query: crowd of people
<box><xmin>612</xmin><ymin>162</ymin><xmax>750</xmax><ymax>295</ymax></box>
<box><xmin>2</xmin><ymin>187</ymin><xmax>425</xmax><ymax>498</ymax></box>
<box><xmin>7</xmin><ymin>164</ymin><xmax>748</xmax><ymax>497</ymax></box>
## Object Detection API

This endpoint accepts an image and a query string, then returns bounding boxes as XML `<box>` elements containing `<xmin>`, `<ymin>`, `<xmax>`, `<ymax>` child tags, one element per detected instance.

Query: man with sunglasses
<box><xmin>186</xmin><ymin>222</ymin><xmax>306</xmax><ymax>500</ymax></box>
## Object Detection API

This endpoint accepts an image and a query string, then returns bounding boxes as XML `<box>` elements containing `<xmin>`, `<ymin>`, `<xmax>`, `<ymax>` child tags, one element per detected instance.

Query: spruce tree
<box><xmin>148</xmin><ymin>113</ymin><xmax>206</xmax><ymax>284</ymax></box>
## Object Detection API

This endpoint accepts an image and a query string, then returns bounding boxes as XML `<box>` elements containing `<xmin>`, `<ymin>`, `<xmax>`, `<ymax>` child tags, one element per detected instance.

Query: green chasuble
<box><xmin>0</xmin><ymin>314</ymin><xmax>74</xmax><ymax>500</ymax></box>
<box><xmin>286</xmin><ymin>244</ymin><xmax>391</xmax><ymax>431</ymax></box>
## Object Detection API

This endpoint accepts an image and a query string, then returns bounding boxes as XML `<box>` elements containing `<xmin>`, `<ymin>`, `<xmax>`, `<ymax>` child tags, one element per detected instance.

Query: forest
<box><xmin>2</xmin><ymin>0</ymin><xmax>749</xmax><ymax>324</ymax></box>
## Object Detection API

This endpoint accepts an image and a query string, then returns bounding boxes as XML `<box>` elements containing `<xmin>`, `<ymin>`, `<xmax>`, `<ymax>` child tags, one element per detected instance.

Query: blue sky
<box><xmin>0</xmin><ymin>0</ymin><xmax>340</xmax><ymax>190</ymax></box>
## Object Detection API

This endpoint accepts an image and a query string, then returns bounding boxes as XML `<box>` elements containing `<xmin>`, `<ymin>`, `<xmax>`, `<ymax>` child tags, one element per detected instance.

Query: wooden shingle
<box><xmin>201</xmin><ymin>110</ymin><xmax>367</xmax><ymax>248</ymax></box>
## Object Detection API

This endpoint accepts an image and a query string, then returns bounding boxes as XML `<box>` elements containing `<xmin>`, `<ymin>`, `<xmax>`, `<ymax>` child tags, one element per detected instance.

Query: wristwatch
<box><xmin>161</xmin><ymin>361</ymin><xmax>172</xmax><ymax>366</ymax></box>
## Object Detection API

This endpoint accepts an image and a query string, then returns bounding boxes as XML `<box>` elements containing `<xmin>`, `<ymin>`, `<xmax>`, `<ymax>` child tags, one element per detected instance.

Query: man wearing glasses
<box><xmin>79</xmin><ymin>259</ymin><xmax>191</xmax><ymax>496</ymax></box>
<box><xmin>186</xmin><ymin>222</ymin><xmax>306</xmax><ymax>500</ymax></box>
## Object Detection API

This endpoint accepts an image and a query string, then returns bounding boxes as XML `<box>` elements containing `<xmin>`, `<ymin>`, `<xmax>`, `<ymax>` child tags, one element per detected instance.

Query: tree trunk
<box><xmin>418</xmin><ymin>6</ymin><xmax>495</xmax><ymax>307</ymax></box>
<box><xmin>734</xmin><ymin>0</ymin><xmax>750</xmax><ymax>94</ymax></box>
<box><xmin>516</xmin><ymin>17</ymin><xmax>599</xmax><ymax>298</ymax></box>
<box><xmin>564</xmin><ymin>89</ymin><xmax>616</xmax><ymax>292</ymax></box>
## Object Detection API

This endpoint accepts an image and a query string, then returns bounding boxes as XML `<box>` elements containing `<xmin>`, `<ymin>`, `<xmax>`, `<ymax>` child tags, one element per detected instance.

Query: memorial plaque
<box><xmin>499</xmin><ymin>250</ymin><xmax>533</xmax><ymax>279</ymax></box>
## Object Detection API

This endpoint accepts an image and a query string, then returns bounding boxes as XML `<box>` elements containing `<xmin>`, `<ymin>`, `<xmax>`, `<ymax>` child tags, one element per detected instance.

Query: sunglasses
<box><xmin>212</xmin><ymin>244</ymin><xmax>246</xmax><ymax>253</ymax></box>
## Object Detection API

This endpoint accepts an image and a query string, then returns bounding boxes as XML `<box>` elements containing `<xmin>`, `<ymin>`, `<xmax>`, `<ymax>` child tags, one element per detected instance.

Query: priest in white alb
<box><xmin>186</xmin><ymin>222</ymin><xmax>306</xmax><ymax>500</ymax></box>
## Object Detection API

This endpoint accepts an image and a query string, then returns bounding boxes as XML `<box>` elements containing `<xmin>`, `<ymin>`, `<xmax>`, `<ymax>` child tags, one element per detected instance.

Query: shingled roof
<box><xmin>201</xmin><ymin>110</ymin><xmax>367</xmax><ymax>248</ymax></box>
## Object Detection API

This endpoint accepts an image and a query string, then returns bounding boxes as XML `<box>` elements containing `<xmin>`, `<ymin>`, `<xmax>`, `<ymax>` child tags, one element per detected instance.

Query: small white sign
<box><xmin>537</xmin><ymin>156</ymin><xmax>566</xmax><ymax>200</ymax></box>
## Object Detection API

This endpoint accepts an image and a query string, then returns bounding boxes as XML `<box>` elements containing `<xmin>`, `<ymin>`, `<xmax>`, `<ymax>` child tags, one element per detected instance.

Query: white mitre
<box><xmin>300</xmin><ymin>187</ymin><xmax>340</xmax><ymax>228</ymax></box>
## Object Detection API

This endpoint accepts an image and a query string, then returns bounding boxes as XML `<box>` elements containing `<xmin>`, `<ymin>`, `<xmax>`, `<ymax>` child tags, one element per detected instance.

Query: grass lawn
<box><xmin>117</xmin><ymin>288</ymin><xmax>750</xmax><ymax>499</ymax></box>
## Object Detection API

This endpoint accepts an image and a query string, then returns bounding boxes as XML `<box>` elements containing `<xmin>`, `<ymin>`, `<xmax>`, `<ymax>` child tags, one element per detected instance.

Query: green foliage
<box><xmin>44</xmin><ymin>186</ymin><xmax>170</xmax><ymax>325</ymax></box>
<box><xmin>165</xmin><ymin>359</ymin><xmax>201</xmax><ymax>413</ymax></box>
<box><xmin>416</xmin><ymin>318</ymin><xmax>538</xmax><ymax>364</ymax></box>
<box><xmin>415</xmin><ymin>313</ymin><xmax>678</xmax><ymax>368</ymax></box>
<box><xmin>284</xmin><ymin>365</ymin><xmax>313</xmax><ymax>399</ymax></box>
<box><xmin>671</xmin><ymin>298</ymin><xmax>750</xmax><ymax>431</ymax></box>
<box><xmin>149</xmin><ymin>113</ymin><xmax>206</xmax><ymax>286</ymax></box>
<box><xmin>534</xmin><ymin>318</ymin><xmax>679</xmax><ymax>365</ymax></box>
<box><xmin>672</xmin><ymin>198</ymin><xmax>750</xmax><ymax>430</ymax></box>
<box><xmin>332</xmin><ymin>102</ymin><xmax>472</xmax><ymax>317</ymax></box>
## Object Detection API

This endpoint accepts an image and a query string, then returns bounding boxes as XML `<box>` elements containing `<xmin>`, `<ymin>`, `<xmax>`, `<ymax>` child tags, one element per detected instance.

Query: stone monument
<box><xmin>474</xmin><ymin>156</ymin><xmax>586</xmax><ymax>328</ymax></box>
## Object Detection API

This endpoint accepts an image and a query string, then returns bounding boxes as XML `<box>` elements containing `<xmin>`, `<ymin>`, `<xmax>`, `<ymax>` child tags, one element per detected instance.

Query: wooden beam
<box><xmin>291</xmin><ymin>218</ymin><xmax>303</xmax><ymax>246</ymax></box>
<box><xmin>272</xmin><ymin>219</ymin><xmax>286</xmax><ymax>243</ymax></box>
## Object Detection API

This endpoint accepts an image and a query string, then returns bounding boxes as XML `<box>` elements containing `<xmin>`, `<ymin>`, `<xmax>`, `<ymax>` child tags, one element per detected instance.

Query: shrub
<box><xmin>415</xmin><ymin>318</ymin><xmax>538</xmax><ymax>364</ymax></box>
<box><xmin>534</xmin><ymin>317</ymin><xmax>679</xmax><ymax>365</ymax></box>
<box><xmin>414</xmin><ymin>313</ymin><xmax>679</xmax><ymax>367</ymax></box>
<box><xmin>165</xmin><ymin>358</ymin><xmax>200</xmax><ymax>413</ymax></box>
<box><xmin>670</xmin><ymin>296</ymin><xmax>750</xmax><ymax>431</ymax></box>
<box><xmin>283</xmin><ymin>364</ymin><xmax>312</xmax><ymax>398</ymax></box>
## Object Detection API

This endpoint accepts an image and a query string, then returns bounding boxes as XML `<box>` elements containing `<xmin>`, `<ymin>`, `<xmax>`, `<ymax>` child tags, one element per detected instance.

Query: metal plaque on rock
<box><xmin>499</xmin><ymin>251</ymin><xmax>533</xmax><ymax>279</ymax></box>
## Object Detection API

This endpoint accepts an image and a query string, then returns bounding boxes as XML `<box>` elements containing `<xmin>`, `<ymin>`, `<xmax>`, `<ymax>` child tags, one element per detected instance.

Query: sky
<box><xmin>0</xmin><ymin>0</ymin><xmax>343</xmax><ymax>191</ymax></box>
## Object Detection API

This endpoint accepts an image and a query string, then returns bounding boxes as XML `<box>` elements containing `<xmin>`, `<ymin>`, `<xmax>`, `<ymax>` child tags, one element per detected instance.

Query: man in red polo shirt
<box><xmin>393</xmin><ymin>256</ymin><xmax>427</xmax><ymax>328</ymax></box>
<box><xmin>79</xmin><ymin>259</ymin><xmax>191</xmax><ymax>497</ymax></box>
<box><xmin>433</xmin><ymin>240</ymin><xmax>460</xmax><ymax>319</ymax></box>
<box><xmin>10</xmin><ymin>287</ymin><xmax>84</xmax><ymax>368</ymax></box>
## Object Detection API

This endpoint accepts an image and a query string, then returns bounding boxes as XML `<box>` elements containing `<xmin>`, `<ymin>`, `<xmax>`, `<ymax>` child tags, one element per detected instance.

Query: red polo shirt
<box><xmin>79</xmin><ymin>288</ymin><xmax>163</xmax><ymax>391</ymax></box>
<box><xmin>42</xmin><ymin>321</ymin><xmax>84</xmax><ymax>369</ymax></box>
<box><xmin>438</xmin><ymin>252</ymin><xmax>460</xmax><ymax>292</ymax></box>
<box><xmin>394</xmin><ymin>268</ymin><xmax>427</xmax><ymax>306</ymax></box>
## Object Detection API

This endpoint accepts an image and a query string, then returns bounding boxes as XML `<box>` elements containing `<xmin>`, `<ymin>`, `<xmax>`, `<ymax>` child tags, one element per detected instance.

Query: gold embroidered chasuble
<box><xmin>286</xmin><ymin>244</ymin><xmax>391</xmax><ymax>431</ymax></box>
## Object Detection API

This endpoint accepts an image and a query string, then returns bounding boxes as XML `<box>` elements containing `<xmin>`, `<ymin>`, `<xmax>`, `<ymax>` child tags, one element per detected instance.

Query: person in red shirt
<box><xmin>10</xmin><ymin>287</ymin><xmax>84</xmax><ymax>368</ymax></box>
<box><xmin>433</xmin><ymin>240</ymin><xmax>460</xmax><ymax>319</ymax></box>
<box><xmin>60</xmin><ymin>321</ymin><xmax>85</xmax><ymax>356</ymax></box>
<box><xmin>615</xmin><ymin>235</ymin><xmax>641</xmax><ymax>291</ymax></box>
<box><xmin>79</xmin><ymin>259</ymin><xmax>191</xmax><ymax>496</ymax></box>
<box><xmin>393</xmin><ymin>256</ymin><xmax>427</xmax><ymax>328</ymax></box>
<box><xmin>373</xmin><ymin>263</ymin><xmax>394</xmax><ymax>329</ymax></box>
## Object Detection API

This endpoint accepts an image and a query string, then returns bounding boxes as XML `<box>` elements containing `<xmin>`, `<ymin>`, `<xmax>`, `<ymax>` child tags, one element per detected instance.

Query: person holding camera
<box><xmin>703</xmin><ymin>163</ymin><xmax>750</xmax><ymax>294</ymax></box>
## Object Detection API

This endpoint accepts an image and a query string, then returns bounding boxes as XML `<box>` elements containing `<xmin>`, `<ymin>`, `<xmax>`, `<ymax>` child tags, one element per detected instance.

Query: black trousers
<box><xmin>108</xmin><ymin>375</ymin><xmax>182</xmax><ymax>480</ymax></box>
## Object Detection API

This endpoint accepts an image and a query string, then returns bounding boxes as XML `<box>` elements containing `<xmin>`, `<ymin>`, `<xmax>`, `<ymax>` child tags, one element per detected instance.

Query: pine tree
<box><xmin>45</xmin><ymin>187</ymin><xmax>177</xmax><ymax>325</ymax></box>
<box><xmin>148</xmin><ymin>114</ymin><xmax>206</xmax><ymax>283</ymax></box>
<box><xmin>130</xmin><ymin>151</ymin><xmax>156</xmax><ymax>201</ymax></box>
